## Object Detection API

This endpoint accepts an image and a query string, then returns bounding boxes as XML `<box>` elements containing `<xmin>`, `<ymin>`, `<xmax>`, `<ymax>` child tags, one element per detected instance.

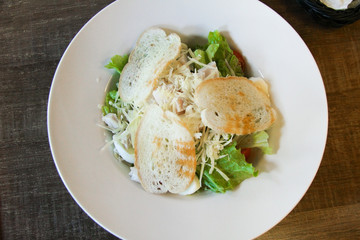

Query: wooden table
<box><xmin>1</xmin><ymin>0</ymin><xmax>359</xmax><ymax>239</ymax></box>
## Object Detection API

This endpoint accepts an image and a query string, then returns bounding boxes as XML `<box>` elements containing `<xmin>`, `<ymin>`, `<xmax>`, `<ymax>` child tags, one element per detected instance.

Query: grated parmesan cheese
<box><xmin>103</xmin><ymin>44</ymin><xmax>236</xmax><ymax>185</ymax></box>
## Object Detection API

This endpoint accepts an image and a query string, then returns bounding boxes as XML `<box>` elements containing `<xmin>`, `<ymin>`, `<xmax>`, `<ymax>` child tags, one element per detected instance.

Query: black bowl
<box><xmin>297</xmin><ymin>0</ymin><xmax>360</xmax><ymax>27</ymax></box>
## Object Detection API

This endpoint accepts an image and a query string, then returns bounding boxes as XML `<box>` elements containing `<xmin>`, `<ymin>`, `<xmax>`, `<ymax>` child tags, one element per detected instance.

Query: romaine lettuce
<box><xmin>236</xmin><ymin>131</ymin><xmax>273</xmax><ymax>154</ymax></box>
<box><xmin>102</xmin><ymin>54</ymin><xmax>129</xmax><ymax>115</ymax></box>
<box><xmin>200</xmin><ymin>142</ymin><xmax>258</xmax><ymax>193</ymax></box>
<box><xmin>102</xmin><ymin>90</ymin><xmax>118</xmax><ymax>115</ymax></box>
<box><xmin>193</xmin><ymin>30</ymin><xmax>244</xmax><ymax>77</ymax></box>
<box><xmin>105</xmin><ymin>54</ymin><xmax>129</xmax><ymax>73</ymax></box>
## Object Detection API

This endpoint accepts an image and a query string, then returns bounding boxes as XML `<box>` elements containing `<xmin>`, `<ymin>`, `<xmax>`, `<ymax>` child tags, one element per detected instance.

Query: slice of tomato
<box><xmin>241</xmin><ymin>148</ymin><xmax>252</xmax><ymax>162</ymax></box>
<box><xmin>233</xmin><ymin>50</ymin><xmax>246</xmax><ymax>72</ymax></box>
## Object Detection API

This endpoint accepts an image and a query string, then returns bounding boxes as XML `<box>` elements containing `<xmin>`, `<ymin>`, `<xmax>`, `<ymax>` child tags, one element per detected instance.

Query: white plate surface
<box><xmin>47</xmin><ymin>0</ymin><xmax>328</xmax><ymax>239</ymax></box>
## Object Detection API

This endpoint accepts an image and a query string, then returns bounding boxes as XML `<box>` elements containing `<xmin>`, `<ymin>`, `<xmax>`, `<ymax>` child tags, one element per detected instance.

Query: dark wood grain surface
<box><xmin>1</xmin><ymin>0</ymin><xmax>359</xmax><ymax>239</ymax></box>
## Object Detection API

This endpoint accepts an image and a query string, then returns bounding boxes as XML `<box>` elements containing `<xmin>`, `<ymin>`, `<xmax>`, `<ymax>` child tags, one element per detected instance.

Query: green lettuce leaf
<box><xmin>200</xmin><ymin>142</ymin><xmax>258</xmax><ymax>193</ymax></box>
<box><xmin>236</xmin><ymin>131</ymin><xmax>273</xmax><ymax>154</ymax></box>
<box><xmin>105</xmin><ymin>54</ymin><xmax>129</xmax><ymax>73</ymax></box>
<box><xmin>192</xmin><ymin>30</ymin><xmax>244</xmax><ymax>77</ymax></box>
<box><xmin>102</xmin><ymin>89</ymin><xmax>118</xmax><ymax>115</ymax></box>
<box><xmin>208</xmin><ymin>30</ymin><xmax>232</xmax><ymax>52</ymax></box>
<box><xmin>205</xmin><ymin>43</ymin><xmax>219</xmax><ymax>62</ymax></box>
<box><xmin>194</xmin><ymin>49</ymin><xmax>208</xmax><ymax>69</ymax></box>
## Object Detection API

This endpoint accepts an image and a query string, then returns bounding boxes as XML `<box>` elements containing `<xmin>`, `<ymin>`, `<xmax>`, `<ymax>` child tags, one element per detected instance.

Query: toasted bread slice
<box><xmin>134</xmin><ymin>104</ymin><xmax>196</xmax><ymax>194</ymax></box>
<box><xmin>119</xmin><ymin>28</ymin><xmax>181</xmax><ymax>106</ymax></box>
<box><xmin>194</xmin><ymin>76</ymin><xmax>276</xmax><ymax>135</ymax></box>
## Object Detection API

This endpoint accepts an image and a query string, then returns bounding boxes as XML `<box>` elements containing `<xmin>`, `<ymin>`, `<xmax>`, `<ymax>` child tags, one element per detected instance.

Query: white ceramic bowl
<box><xmin>47</xmin><ymin>0</ymin><xmax>328</xmax><ymax>239</ymax></box>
